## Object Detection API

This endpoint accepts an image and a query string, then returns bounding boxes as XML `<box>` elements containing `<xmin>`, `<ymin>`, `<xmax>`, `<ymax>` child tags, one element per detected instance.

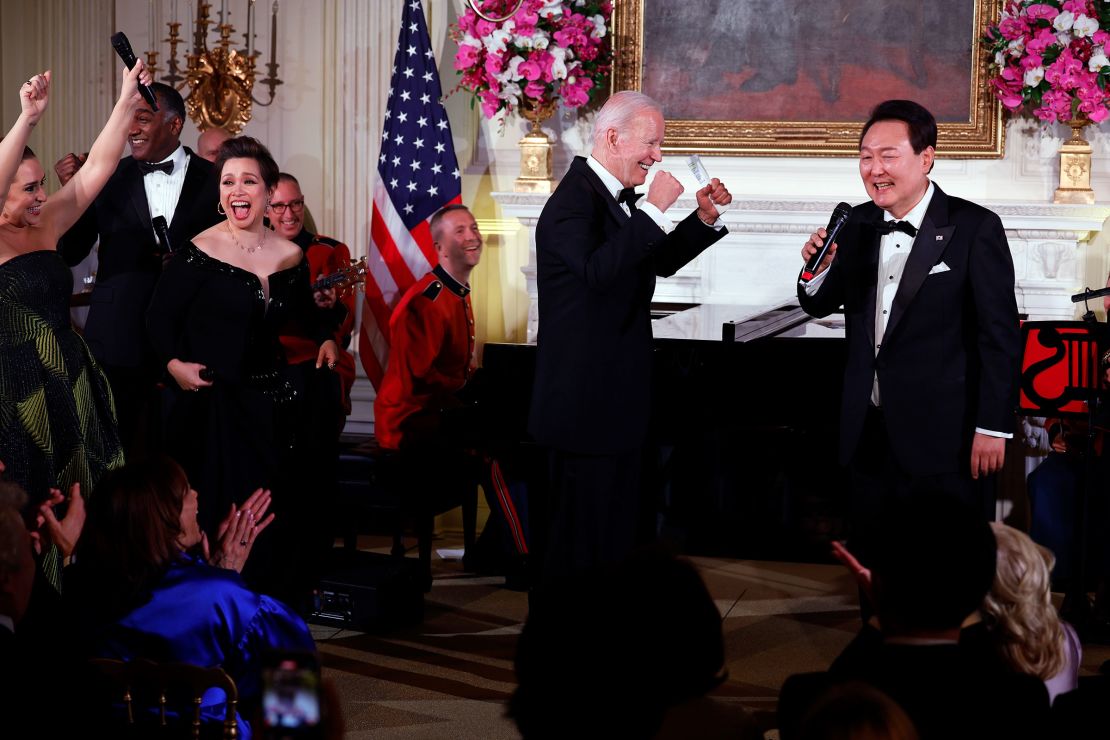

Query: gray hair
<box><xmin>591</xmin><ymin>91</ymin><xmax>662</xmax><ymax>147</ymax></box>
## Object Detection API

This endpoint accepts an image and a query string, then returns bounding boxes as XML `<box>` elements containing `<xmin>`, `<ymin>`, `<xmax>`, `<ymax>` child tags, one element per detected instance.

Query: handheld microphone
<box><xmin>152</xmin><ymin>215</ymin><xmax>173</xmax><ymax>254</ymax></box>
<box><xmin>199</xmin><ymin>368</ymin><xmax>216</xmax><ymax>382</ymax></box>
<box><xmin>110</xmin><ymin>32</ymin><xmax>159</xmax><ymax>111</ymax></box>
<box><xmin>799</xmin><ymin>202</ymin><xmax>852</xmax><ymax>285</ymax></box>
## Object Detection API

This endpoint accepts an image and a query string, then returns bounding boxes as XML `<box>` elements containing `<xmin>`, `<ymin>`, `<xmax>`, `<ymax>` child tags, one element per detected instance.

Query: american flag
<box><xmin>360</xmin><ymin>0</ymin><xmax>461</xmax><ymax>388</ymax></box>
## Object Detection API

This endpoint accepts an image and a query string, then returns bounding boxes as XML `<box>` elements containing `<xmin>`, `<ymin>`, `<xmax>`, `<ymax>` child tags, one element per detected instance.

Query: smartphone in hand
<box><xmin>261</xmin><ymin>650</ymin><xmax>323</xmax><ymax>739</ymax></box>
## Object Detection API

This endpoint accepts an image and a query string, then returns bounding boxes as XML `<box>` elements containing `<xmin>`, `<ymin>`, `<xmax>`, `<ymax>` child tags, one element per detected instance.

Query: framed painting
<box><xmin>611</xmin><ymin>0</ymin><xmax>1004</xmax><ymax>157</ymax></box>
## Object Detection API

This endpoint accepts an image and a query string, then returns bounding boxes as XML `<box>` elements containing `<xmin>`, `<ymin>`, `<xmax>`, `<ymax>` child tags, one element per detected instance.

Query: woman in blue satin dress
<box><xmin>70</xmin><ymin>456</ymin><xmax>314</xmax><ymax>738</ymax></box>
<box><xmin>0</xmin><ymin>63</ymin><xmax>151</xmax><ymax>587</ymax></box>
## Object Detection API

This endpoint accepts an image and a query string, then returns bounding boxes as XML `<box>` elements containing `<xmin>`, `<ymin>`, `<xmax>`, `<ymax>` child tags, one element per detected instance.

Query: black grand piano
<box><xmin>479</xmin><ymin>300</ymin><xmax>851</xmax><ymax>563</ymax></box>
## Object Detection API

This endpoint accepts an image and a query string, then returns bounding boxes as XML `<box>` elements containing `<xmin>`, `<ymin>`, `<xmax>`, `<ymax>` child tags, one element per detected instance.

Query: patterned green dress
<box><xmin>0</xmin><ymin>250</ymin><xmax>124</xmax><ymax>583</ymax></box>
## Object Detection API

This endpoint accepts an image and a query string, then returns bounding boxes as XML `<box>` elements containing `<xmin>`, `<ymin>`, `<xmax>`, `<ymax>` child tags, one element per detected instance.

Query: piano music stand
<box><xmin>1018</xmin><ymin>321</ymin><xmax>1109</xmax><ymax>632</ymax></box>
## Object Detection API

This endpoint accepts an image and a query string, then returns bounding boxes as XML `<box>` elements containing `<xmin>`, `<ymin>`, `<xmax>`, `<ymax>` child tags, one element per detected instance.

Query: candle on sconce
<box><xmin>247</xmin><ymin>0</ymin><xmax>256</xmax><ymax>56</ymax></box>
<box><xmin>269</xmin><ymin>1</ymin><xmax>278</xmax><ymax>67</ymax></box>
<box><xmin>149</xmin><ymin>0</ymin><xmax>156</xmax><ymax>48</ymax></box>
<box><xmin>220</xmin><ymin>0</ymin><xmax>227</xmax><ymax>25</ymax></box>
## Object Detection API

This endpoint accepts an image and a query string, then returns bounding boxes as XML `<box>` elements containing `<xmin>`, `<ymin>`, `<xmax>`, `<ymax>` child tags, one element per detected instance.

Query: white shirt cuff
<box><xmin>638</xmin><ymin>202</ymin><xmax>672</xmax><ymax>233</ymax></box>
<box><xmin>975</xmin><ymin>427</ymin><xmax>1013</xmax><ymax>439</ymax></box>
<box><xmin>802</xmin><ymin>266</ymin><xmax>829</xmax><ymax>296</ymax></box>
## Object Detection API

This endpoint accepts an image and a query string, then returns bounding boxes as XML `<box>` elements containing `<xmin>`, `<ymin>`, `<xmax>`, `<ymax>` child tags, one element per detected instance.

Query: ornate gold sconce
<box><xmin>146</xmin><ymin>1</ymin><xmax>282</xmax><ymax>135</ymax></box>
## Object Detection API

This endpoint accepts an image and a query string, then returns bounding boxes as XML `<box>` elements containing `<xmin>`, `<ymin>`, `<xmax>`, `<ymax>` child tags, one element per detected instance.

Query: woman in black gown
<box><xmin>0</xmin><ymin>64</ymin><xmax>151</xmax><ymax>585</ymax></box>
<box><xmin>146</xmin><ymin>136</ymin><xmax>337</xmax><ymax>598</ymax></box>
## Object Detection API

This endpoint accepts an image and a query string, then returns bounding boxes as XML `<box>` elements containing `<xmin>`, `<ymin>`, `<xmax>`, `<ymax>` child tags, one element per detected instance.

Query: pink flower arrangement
<box><xmin>984</xmin><ymin>0</ymin><xmax>1110</xmax><ymax>123</ymax></box>
<box><xmin>451</xmin><ymin>0</ymin><xmax>612</xmax><ymax>119</ymax></box>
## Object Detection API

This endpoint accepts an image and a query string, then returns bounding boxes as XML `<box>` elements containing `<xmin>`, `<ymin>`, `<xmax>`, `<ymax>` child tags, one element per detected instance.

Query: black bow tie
<box><xmin>617</xmin><ymin>187</ymin><xmax>641</xmax><ymax>209</ymax></box>
<box><xmin>874</xmin><ymin>219</ymin><xmax>918</xmax><ymax>237</ymax></box>
<box><xmin>138</xmin><ymin>160</ymin><xmax>173</xmax><ymax>176</ymax></box>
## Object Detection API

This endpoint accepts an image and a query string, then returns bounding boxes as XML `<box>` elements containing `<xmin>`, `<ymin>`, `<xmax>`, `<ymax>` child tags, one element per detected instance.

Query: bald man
<box><xmin>196</xmin><ymin>127</ymin><xmax>231</xmax><ymax>162</ymax></box>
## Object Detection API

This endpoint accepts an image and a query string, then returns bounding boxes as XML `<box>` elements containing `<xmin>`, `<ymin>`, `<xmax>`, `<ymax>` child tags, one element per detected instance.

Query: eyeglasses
<box><xmin>269</xmin><ymin>199</ymin><xmax>305</xmax><ymax>214</ymax></box>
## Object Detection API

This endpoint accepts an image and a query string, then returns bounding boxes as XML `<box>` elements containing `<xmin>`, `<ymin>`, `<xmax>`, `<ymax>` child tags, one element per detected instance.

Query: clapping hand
<box><xmin>204</xmin><ymin>487</ymin><xmax>275</xmax><ymax>572</ymax></box>
<box><xmin>30</xmin><ymin>482</ymin><xmax>85</xmax><ymax>559</ymax></box>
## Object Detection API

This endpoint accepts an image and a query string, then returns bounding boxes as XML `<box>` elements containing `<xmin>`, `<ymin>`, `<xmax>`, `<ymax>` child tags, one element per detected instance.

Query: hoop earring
<box><xmin>217</xmin><ymin>202</ymin><xmax>226</xmax><ymax>216</ymax></box>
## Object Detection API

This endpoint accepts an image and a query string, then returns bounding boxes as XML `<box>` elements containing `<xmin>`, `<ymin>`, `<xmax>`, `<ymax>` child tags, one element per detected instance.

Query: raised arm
<box><xmin>43</xmin><ymin>62</ymin><xmax>149</xmax><ymax>237</ymax></box>
<box><xmin>0</xmin><ymin>71</ymin><xmax>50</xmax><ymax>192</ymax></box>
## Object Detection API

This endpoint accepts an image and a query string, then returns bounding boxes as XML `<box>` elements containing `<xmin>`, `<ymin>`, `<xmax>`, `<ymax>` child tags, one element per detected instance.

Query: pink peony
<box><xmin>455</xmin><ymin>43</ymin><xmax>482</xmax><ymax>71</ymax></box>
<box><xmin>523</xmin><ymin>80</ymin><xmax>547</xmax><ymax>99</ymax></box>
<box><xmin>1025</xmin><ymin>4</ymin><xmax>1061</xmax><ymax>22</ymax></box>
<box><xmin>999</xmin><ymin>16</ymin><xmax>1029</xmax><ymax>41</ymax></box>
<box><xmin>1026</xmin><ymin>26</ymin><xmax>1059</xmax><ymax>55</ymax></box>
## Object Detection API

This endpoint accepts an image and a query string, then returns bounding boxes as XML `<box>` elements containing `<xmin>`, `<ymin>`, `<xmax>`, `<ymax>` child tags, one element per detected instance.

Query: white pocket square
<box><xmin>928</xmin><ymin>262</ymin><xmax>951</xmax><ymax>275</ymax></box>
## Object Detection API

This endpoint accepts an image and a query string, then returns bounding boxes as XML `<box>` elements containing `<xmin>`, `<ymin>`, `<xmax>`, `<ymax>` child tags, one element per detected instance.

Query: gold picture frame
<box><xmin>611</xmin><ymin>0</ymin><xmax>1004</xmax><ymax>158</ymax></box>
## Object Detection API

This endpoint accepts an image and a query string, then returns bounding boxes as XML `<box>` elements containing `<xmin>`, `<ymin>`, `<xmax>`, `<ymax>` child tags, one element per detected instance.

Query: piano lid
<box><xmin>651</xmin><ymin>300</ymin><xmax>846</xmax><ymax>343</ymax></box>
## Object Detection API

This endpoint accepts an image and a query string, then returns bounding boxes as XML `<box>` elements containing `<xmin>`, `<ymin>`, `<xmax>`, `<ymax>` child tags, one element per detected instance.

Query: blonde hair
<box><xmin>982</xmin><ymin>523</ymin><xmax>1067</xmax><ymax>680</ymax></box>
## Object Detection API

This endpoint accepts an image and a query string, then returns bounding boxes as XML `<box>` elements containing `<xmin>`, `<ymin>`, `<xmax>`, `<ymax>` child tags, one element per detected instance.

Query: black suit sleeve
<box><xmin>146</xmin><ymin>252</ymin><xmax>203</xmax><ymax>368</ymax></box>
<box><xmin>57</xmin><ymin>203</ymin><xmax>100</xmax><ymax>267</ymax></box>
<box><xmin>543</xmin><ymin>180</ymin><xmax>724</xmax><ymax>293</ymax></box>
<box><xmin>797</xmin><ymin>258</ymin><xmax>845</xmax><ymax>318</ymax></box>
<box><xmin>968</xmin><ymin>212</ymin><xmax>1021</xmax><ymax>434</ymax></box>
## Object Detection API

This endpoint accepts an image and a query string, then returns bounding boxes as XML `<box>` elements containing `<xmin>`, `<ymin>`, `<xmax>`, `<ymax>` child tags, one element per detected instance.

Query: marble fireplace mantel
<box><xmin>493</xmin><ymin>192</ymin><xmax>1110</xmax><ymax>342</ymax></box>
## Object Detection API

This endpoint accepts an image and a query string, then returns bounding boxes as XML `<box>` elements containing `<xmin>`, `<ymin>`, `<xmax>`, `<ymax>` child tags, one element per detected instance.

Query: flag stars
<box><xmin>437</xmin><ymin>119</ymin><xmax>448</xmax><ymax>130</ymax></box>
<box><xmin>410</xmin><ymin>160</ymin><xmax>421</xmax><ymax>171</ymax></box>
<box><xmin>431</xmin><ymin>163</ymin><xmax>442</xmax><ymax>174</ymax></box>
<box><xmin>428</xmin><ymin>185</ymin><xmax>438</xmax><ymax>197</ymax></box>
<box><xmin>392</xmin><ymin>155</ymin><xmax>402</xmax><ymax>167</ymax></box>
<box><xmin>452</xmin><ymin>168</ymin><xmax>460</xmax><ymax>179</ymax></box>
<box><xmin>404</xmin><ymin>203</ymin><xmax>415</xmax><ymax>214</ymax></box>
<box><xmin>425</xmin><ymin>48</ymin><xmax>434</xmax><ymax>59</ymax></box>
<box><xmin>400</xmin><ymin>90</ymin><xmax>411</xmax><ymax>102</ymax></box>
<box><xmin>417</xmin><ymin>116</ymin><xmax>428</xmax><ymax>128</ymax></box>
<box><xmin>407</xmin><ymin>45</ymin><xmax>417</xmax><ymax>57</ymax></box>
<box><xmin>420</xmin><ymin>93</ymin><xmax>431</xmax><ymax>104</ymax></box>
<box><xmin>434</xmin><ymin>142</ymin><xmax>446</xmax><ymax>154</ymax></box>
<box><xmin>409</xmin><ymin>22</ymin><xmax>418</xmax><ymax>32</ymax></box>
<box><xmin>394</xmin><ymin>134</ymin><xmax>404</xmax><ymax>145</ymax></box>
<box><xmin>409</xmin><ymin>0</ymin><xmax>420</xmax><ymax>10</ymax></box>
<box><xmin>380</xmin><ymin>153</ymin><xmax>387</xmax><ymax>164</ymax></box>
<box><xmin>390</xmin><ymin>178</ymin><xmax>399</xmax><ymax>188</ymax></box>
<box><xmin>397</xmin><ymin>112</ymin><xmax>408</xmax><ymax>123</ymax></box>
<box><xmin>406</xmin><ymin>181</ymin><xmax>417</xmax><ymax>192</ymax></box>
<box><xmin>423</xmin><ymin>71</ymin><xmax>434</xmax><ymax>82</ymax></box>
<box><xmin>403</xmin><ymin>67</ymin><xmax>414</xmax><ymax>78</ymax></box>
<box><xmin>413</xmin><ymin>138</ymin><xmax>425</xmax><ymax>149</ymax></box>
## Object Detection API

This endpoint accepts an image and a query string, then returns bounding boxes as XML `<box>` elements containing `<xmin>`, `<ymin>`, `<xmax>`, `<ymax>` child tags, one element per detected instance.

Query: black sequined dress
<box><xmin>147</xmin><ymin>243</ymin><xmax>324</xmax><ymax>539</ymax></box>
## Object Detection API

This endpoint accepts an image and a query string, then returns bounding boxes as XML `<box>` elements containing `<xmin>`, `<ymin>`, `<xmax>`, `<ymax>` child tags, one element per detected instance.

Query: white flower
<box><xmin>1090</xmin><ymin>50</ymin><xmax>1110</xmax><ymax>72</ymax></box>
<box><xmin>1024</xmin><ymin>66</ymin><xmax>1045</xmax><ymax>87</ymax></box>
<box><xmin>532</xmin><ymin>30</ymin><xmax>550</xmax><ymax>50</ymax></box>
<box><xmin>1073</xmin><ymin>14</ymin><xmax>1099</xmax><ymax>38</ymax></box>
<box><xmin>995</xmin><ymin>51</ymin><xmax>1006</xmax><ymax>66</ymax></box>
<box><xmin>1053</xmin><ymin>10</ymin><xmax>1075</xmax><ymax>33</ymax></box>
<box><xmin>499</xmin><ymin>55</ymin><xmax>524</xmax><ymax>83</ymax></box>
<box><xmin>539</xmin><ymin>0</ymin><xmax>563</xmax><ymax>19</ymax></box>
<box><xmin>549</xmin><ymin>46</ymin><xmax>568</xmax><ymax>80</ymax></box>
<box><xmin>483</xmin><ymin>27</ymin><xmax>512</xmax><ymax>55</ymax></box>
<box><xmin>589</xmin><ymin>14</ymin><xmax>607</xmax><ymax>39</ymax></box>
<box><xmin>1056</xmin><ymin>31</ymin><xmax>1072</xmax><ymax>47</ymax></box>
<box><xmin>498</xmin><ymin>81</ymin><xmax>522</xmax><ymax>101</ymax></box>
<box><xmin>1008</xmin><ymin>37</ymin><xmax>1025</xmax><ymax>56</ymax></box>
<box><xmin>514</xmin><ymin>34</ymin><xmax>534</xmax><ymax>50</ymax></box>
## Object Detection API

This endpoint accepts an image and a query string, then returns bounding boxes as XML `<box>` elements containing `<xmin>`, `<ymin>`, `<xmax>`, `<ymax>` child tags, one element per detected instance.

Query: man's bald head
<box><xmin>197</xmin><ymin>127</ymin><xmax>232</xmax><ymax>163</ymax></box>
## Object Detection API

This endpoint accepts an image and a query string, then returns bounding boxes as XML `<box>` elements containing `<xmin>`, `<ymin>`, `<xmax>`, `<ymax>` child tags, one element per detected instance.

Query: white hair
<box><xmin>591</xmin><ymin>91</ymin><xmax>662</xmax><ymax>147</ymax></box>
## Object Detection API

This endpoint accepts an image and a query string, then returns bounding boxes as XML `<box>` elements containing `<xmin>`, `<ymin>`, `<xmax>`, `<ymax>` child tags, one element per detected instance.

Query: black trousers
<box><xmin>542</xmin><ymin>448</ymin><xmax>647</xmax><ymax>582</ymax></box>
<box><xmin>849</xmin><ymin>406</ymin><xmax>995</xmax><ymax>567</ymax></box>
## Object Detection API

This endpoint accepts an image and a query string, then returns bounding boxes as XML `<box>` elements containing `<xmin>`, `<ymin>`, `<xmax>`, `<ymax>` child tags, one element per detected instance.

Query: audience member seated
<box><xmin>974</xmin><ymin>523</ymin><xmax>1080</xmax><ymax>704</ymax></box>
<box><xmin>780</xmin><ymin>497</ymin><xmax>1050</xmax><ymax>740</ymax></box>
<box><xmin>796</xmin><ymin>682</ymin><xmax>919</xmax><ymax>740</ymax></box>
<box><xmin>509</xmin><ymin>546</ymin><xmax>757</xmax><ymax>740</ymax></box>
<box><xmin>67</xmin><ymin>457</ymin><xmax>312</xmax><ymax>738</ymax></box>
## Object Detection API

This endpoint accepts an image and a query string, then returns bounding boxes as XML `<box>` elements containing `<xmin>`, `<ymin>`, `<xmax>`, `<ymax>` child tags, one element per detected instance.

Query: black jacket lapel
<box><xmin>170</xmin><ymin>149</ymin><xmax>207</xmax><ymax>242</ymax></box>
<box><xmin>125</xmin><ymin>159</ymin><xmax>153</xmax><ymax>234</ymax></box>
<box><xmin>860</xmin><ymin>221</ymin><xmax>881</xmax><ymax>351</ymax></box>
<box><xmin>573</xmin><ymin>156</ymin><xmax>629</xmax><ymax>225</ymax></box>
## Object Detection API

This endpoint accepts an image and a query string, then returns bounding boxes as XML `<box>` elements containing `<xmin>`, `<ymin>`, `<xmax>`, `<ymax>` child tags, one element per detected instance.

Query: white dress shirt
<box><xmin>584</xmin><ymin>156</ymin><xmax>724</xmax><ymax>232</ymax></box>
<box><xmin>142</xmin><ymin>144</ymin><xmax>191</xmax><ymax>227</ymax></box>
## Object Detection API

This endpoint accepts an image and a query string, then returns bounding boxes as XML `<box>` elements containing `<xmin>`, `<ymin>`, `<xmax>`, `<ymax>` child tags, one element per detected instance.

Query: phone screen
<box><xmin>262</xmin><ymin>654</ymin><xmax>321</xmax><ymax>735</ymax></box>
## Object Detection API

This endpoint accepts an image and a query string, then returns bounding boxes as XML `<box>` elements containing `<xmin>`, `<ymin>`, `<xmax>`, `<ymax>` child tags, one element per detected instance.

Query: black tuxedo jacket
<box><xmin>527</xmin><ymin>156</ymin><xmax>726</xmax><ymax>454</ymax></box>
<box><xmin>60</xmin><ymin>149</ymin><xmax>221</xmax><ymax>368</ymax></box>
<box><xmin>797</xmin><ymin>184</ymin><xmax>1021</xmax><ymax>476</ymax></box>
